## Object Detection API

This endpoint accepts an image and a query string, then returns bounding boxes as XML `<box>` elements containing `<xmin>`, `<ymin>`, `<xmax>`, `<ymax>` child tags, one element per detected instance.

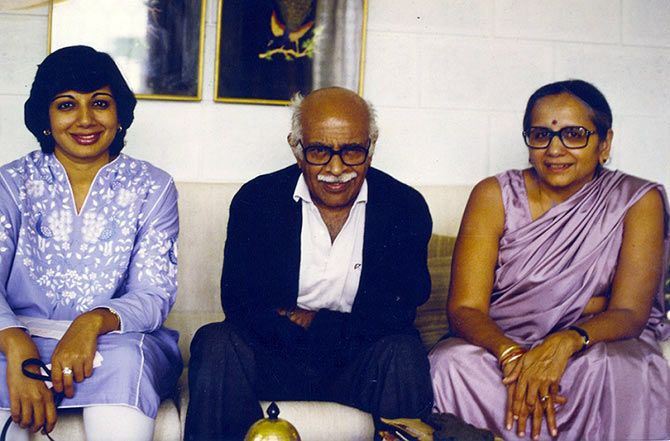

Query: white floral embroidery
<box><xmin>0</xmin><ymin>214</ymin><xmax>12</xmax><ymax>257</ymax></box>
<box><xmin>46</xmin><ymin>210</ymin><xmax>73</xmax><ymax>243</ymax></box>
<box><xmin>133</xmin><ymin>228</ymin><xmax>178</xmax><ymax>290</ymax></box>
<box><xmin>82</xmin><ymin>211</ymin><xmax>108</xmax><ymax>243</ymax></box>
<box><xmin>98</xmin><ymin>187</ymin><xmax>114</xmax><ymax>203</ymax></box>
<box><xmin>116</xmin><ymin>188</ymin><xmax>138</xmax><ymax>207</ymax></box>
<box><xmin>25</xmin><ymin>180</ymin><xmax>45</xmax><ymax>198</ymax></box>
<box><xmin>3</xmin><ymin>152</ymin><xmax>177</xmax><ymax>313</ymax></box>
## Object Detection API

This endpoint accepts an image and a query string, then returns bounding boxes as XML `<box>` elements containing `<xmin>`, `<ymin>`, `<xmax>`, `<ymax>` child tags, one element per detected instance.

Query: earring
<box><xmin>600</xmin><ymin>156</ymin><xmax>610</xmax><ymax>166</ymax></box>
<box><xmin>42</xmin><ymin>129</ymin><xmax>51</xmax><ymax>136</ymax></box>
<box><xmin>117</xmin><ymin>125</ymin><xmax>123</xmax><ymax>132</ymax></box>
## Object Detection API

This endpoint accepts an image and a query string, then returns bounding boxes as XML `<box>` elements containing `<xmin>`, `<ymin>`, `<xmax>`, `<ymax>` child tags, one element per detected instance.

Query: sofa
<box><xmin>27</xmin><ymin>181</ymin><xmax>670</xmax><ymax>440</ymax></box>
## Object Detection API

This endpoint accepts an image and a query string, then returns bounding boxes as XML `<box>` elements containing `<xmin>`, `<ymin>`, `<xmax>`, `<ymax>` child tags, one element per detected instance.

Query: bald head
<box><xmin>288</xmin><ymin>87</ymin><xmax>378</xmax><ymax>159</ymax></box>
<box><xmin>303</xmin><ymin>87</ymin><xmax>369</xmax><ymax>123</ymax></box>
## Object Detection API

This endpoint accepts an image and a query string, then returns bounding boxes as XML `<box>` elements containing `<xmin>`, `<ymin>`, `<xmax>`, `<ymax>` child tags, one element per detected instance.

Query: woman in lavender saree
<box><xmin>429</xmin><ymin>80</ymin><xmax>670</xmax><ymax>440</ymax></box>
<box><xmin>0</xmin><ymin>46</ymin><xmax>181</xmax><ymax>441</ymax></box>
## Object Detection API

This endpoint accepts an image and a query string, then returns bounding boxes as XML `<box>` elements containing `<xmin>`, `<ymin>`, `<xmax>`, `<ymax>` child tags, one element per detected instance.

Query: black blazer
<box><xmin>221</xmin><ymin>165</ymin><xmax>432</xmax><ymax>345</ymax></box>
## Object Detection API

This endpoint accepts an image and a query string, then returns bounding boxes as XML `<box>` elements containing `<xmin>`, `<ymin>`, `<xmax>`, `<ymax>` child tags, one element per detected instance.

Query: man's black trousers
<box><xmin>183</xmin><ymin>320</ymin><xmax>433</xmax><ymax>441</ymax></box>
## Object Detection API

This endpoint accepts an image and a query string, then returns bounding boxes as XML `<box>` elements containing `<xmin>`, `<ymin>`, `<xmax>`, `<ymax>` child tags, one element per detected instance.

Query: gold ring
<box><xmin>540</xmin><ymin>395</ymin><xmax>549</xmax><ymax>403</ymax></box>
<box><xmin>62</xmin><ymin>367</ymin><xmax>73</xmax><ymax>376</ymax></box>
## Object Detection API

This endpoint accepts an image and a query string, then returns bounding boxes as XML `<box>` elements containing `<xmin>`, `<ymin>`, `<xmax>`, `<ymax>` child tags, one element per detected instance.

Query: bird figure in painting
<box><xmin>271</xmin><ymin>0</ymin><xmax>314</xmax><ymax>47</ymax></box>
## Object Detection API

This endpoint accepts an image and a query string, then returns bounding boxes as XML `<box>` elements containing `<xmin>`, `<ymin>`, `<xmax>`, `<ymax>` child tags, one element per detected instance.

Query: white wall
<box><xmin>1</xmin><ymin>0</ymin><xmax>669</xmax><ymax>189</ymax></box>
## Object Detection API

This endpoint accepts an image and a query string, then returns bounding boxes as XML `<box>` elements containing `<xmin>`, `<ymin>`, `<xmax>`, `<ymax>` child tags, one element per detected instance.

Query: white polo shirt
<box><xmin>292</xmin><ymin>175</ymin><xmax>367</xmax><ymax>313</ymax></box>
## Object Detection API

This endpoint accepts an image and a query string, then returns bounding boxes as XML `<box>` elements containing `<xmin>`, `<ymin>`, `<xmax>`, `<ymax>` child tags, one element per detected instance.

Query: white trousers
<box><xmin>0</xmin><ymin>406</ymin><xmax>154</xmax><ymax>441</ymax></box>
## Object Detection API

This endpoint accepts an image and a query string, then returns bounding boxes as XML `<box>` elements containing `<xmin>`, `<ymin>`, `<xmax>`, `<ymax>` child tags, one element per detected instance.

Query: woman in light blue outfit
<box><xmin>0</xmin><ymin>46</ymin><xmax>182</xmax><ymax>441</ymax></box>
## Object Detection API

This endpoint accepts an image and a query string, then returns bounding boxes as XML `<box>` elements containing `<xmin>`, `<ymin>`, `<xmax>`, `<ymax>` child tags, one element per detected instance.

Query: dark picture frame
<box><xmin>214</xmin><ymin>0</ymin><xmax>368</xmax><ymax>105</ymax></box>
<box><xmin>49</xmin><ymin>0</ymin><xmax>207</xmax><ymax>101</ymax></box>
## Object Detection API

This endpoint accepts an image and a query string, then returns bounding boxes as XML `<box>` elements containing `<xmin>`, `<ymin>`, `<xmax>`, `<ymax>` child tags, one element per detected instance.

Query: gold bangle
<box><xmin>501</xmin><ymin>352</ymin><xmax>524</xmax><ymax>367</ymax></box>
<box><xmin>498</xmin><ymin>344</ymin><xmax>522</xmax><ymax>363</ymax></box>
<box><xmin>498</xmin><ymin>344</ymin><xmax>523</xmax><ymax>363</ymax></box>
<box><xmin>499</xmin><ymin>349</ymin><xmax>525</xmax><ymax>368</ymax></box>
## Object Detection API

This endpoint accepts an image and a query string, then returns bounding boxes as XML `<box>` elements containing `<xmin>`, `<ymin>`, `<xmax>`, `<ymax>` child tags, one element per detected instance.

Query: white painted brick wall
<box><xmin>417</xmin><ymin>36</ymin><xmax>554</xmax><ymax>111</ymax></box>
<box><xmin>622</xmin><ymin>0</ymin><xmax>670</xmax><ymax>46</ymax></box>
<box><xmin>364</xmin><ymin>31</ymin><xmax>421</xmax><ymax>108</ymax></box>
<box><xmin>488</xmin><ymin>111</ymin><xmax>528</xmax><ymax>175</ymax></box>
<box><xmin>368</xmin><ymin>0</ymin><xmax>493</xmax><ymax>36</ymax></box>
<box><xmin>617</xmin><ymin>115</ymin><xmax>670</xmax><ymax>187</ymax></box>
<box><xmin>494</xmin><ymin>0</ymin><xmax>620</xmax><ymax>43</ymax></box>
<box><xmin>373</xmin><ymin>107</ymin><xmax>490</xmax><ymax>185</ymax></box>
<box><xmin>0</xmin><ymin>0</ymin><xmax>668</xmax><ymax>190</ymax></box>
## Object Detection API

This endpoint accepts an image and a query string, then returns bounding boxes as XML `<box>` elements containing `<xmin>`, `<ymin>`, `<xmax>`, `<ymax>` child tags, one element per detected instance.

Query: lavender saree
<box><xmin>429</xmin><ymin>169</ymin><xmax>670</xmax><ymax>440</ymax></box>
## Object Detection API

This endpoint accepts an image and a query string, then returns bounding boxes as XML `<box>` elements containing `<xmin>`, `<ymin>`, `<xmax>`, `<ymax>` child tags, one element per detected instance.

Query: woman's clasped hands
<box><xmin>2</xmin><ymin>308</ymin><xmax>119</xmax><ymax>434</ymax></box>
<box><xmin>500</xmin><ymin>331</ymin><xmax>582</xmax><ymax>439</ymax></box>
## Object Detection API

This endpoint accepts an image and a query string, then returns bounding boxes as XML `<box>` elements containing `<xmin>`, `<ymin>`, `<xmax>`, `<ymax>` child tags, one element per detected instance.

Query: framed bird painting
<box><xmin>214</xmin><ymin>0</ymin><xmax>368</xmax><ymax>104</ymax></box>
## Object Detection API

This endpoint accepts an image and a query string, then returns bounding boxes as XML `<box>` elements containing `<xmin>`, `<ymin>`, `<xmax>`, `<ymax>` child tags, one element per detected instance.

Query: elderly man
<box><xmin>184</xmin><ymin>87</ymin><xmax>433</xmax><ymax>441</ymax></box>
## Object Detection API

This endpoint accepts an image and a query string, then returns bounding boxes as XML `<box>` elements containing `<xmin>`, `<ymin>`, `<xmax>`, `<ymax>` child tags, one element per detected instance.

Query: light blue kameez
<box><xmin>0</xmin><ymin>151</ymin><xmax>182</xmax><ymax>418</ymax></box>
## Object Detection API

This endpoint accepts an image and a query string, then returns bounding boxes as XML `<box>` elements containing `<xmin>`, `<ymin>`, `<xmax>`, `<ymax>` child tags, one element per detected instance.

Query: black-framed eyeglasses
<box><xmin>299</xmin><ymin>139</ymin><xmax>371</xmax><ymax>166</ymax></box>
<box><xmin>523</xmin><ymin>126</ymin><xmax>596</xmax><ymax>149</ymax></box>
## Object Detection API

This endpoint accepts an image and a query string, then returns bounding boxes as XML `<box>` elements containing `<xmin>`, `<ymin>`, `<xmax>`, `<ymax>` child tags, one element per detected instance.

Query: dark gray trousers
<box><xmin>184</xmin><ymin>320</ymin><xmax>433</xmax><ymax>441</ymax></box>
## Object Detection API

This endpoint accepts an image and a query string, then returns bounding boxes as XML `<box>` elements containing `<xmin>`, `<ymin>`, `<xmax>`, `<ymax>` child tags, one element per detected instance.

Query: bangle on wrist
<box><xmin>498</xmin><ymin>345</ymin><xmax>525</xmax><ymax>368</ymax></box>
<box><xmin>498</xmin><ymin>344</ymin><xmax>522</xmax><ymax>362</ymax></box>
<box><xmin>501</xmin><ymin>352</ymin><xmax>524</xmax><ymax>367</ymax></box>
<box><xmin>568</xmin><ymin>325</ymin><xmax>590</xmax><ymax>352</ymax></box>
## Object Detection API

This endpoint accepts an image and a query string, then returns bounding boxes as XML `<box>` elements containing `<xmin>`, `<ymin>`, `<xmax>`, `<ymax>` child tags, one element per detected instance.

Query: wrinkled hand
<box><xmin>277</xmin><ymin>307</ymin><xmax>317</xmax><ymax>329</ymax></box>
<box><xmin>50</xmin><ymin>311</ymin><xmax>109</xmax><ymax>398</ymax></box>
<box><xmin>504</xmin><ymin>363</ymin><xmax>566</xmax><ymax>439</ymax></box>
<box><xmin>1</xmin><ymin>328</ymin><xmax>57</xmax><ymax>433</ymax></box>
<box><xmin>502</xmin><ymin>332</ymin><xmax>579</xmax><ymax>439</ymax></box>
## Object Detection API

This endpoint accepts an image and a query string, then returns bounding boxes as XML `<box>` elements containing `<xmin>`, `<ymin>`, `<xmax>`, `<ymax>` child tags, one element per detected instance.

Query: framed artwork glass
<box><xmin>214</xmin><ymin>0</ymin><xmax>368</xmax><ymax>105</ymax></box>
<box><xmin>49</xmin><ymin>0</ymin><xmax>207</xmax><ymax>101</ymax></box>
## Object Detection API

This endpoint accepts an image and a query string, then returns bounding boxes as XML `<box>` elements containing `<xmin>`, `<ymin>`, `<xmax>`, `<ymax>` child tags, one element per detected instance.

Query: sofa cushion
<box><xmin>415</xmin><ymin>235</ymin><xmax>456</xmax><ymax>350</ymax></box>
<box><xmin>27</xmin><ymin>400</ymin><xmax>180</xmax><ymax>441</ymax></box>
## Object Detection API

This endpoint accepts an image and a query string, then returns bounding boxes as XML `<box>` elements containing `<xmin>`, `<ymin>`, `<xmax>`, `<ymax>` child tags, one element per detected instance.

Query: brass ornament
<box><xmin>244</xmin><ymin>402</ymin><xmax>301</xmax><ymax>441</ymax></box>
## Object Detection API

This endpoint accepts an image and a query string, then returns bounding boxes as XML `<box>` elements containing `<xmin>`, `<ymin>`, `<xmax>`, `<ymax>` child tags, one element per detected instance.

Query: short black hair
<box><xmin>523</xmin><ymin>79</ymin><xmax>613</xmax><ymax>138</ymax></box>
<box><xmin>24</xmin><ymin>45</ymin><xmax>137</xmax><ymax>155</ymax></box>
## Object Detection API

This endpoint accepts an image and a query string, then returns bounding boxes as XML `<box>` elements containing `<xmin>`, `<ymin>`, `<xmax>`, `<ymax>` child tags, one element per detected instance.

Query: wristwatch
<box><xmin>568</xmin><ymin>325</ymin><xmax>590</xmax><ymax>352</ymax></box>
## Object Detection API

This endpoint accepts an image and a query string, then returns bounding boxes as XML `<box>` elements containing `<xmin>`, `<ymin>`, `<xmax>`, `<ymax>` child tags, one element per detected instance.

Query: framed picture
<box><xmin>48</xmin><ymin>0</ymin><xmax>207</xmax><ymax>101</ymax></box>
<box><xmin>214</xmin><ymin>0</ymin><xmax>368</xmax><ymax>105</ymax></box>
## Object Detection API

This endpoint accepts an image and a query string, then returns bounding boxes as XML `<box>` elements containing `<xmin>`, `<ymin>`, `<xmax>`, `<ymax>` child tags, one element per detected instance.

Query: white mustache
<box><xmin>317</xmin><ymin>171</ymin><xmax>358</xmax><ymax>184</ymax></box>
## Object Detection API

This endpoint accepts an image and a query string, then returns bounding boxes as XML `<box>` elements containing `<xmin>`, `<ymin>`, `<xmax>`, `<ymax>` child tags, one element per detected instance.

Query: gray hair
<box><xmin>288</xmin><ymin>92</ymin><xmax>379</xmax><ymax>160</ymax></box>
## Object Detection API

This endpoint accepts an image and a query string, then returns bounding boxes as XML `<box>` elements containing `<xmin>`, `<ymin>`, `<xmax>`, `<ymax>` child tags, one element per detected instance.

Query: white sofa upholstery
<box><xmin>25</xmin><ymin>180</ymin><xmax>670</xmax><ymax>440</ymax></box>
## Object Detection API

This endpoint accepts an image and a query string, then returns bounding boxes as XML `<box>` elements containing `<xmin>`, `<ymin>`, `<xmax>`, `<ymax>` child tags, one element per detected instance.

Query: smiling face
<box><xmin>48</xmin><ymin>86</ymin><xmax>119</xmax><ymax>164</ymax></box>
<box><xmin>528</xmin><ymin>92</ymin><xmax>612</xmax><ymax>197</ymax></box>
<box><xmin>293</xmin><ymin>89</ymin><xmax>372</xmax><ymax>212</ymax></box>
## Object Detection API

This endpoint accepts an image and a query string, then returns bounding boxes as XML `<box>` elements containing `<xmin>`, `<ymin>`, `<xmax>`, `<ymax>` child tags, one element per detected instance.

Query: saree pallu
<box><xmin>430</xmin><ymin>169</ymin><xmax>670</xmax><ymax>440</ymax></box>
